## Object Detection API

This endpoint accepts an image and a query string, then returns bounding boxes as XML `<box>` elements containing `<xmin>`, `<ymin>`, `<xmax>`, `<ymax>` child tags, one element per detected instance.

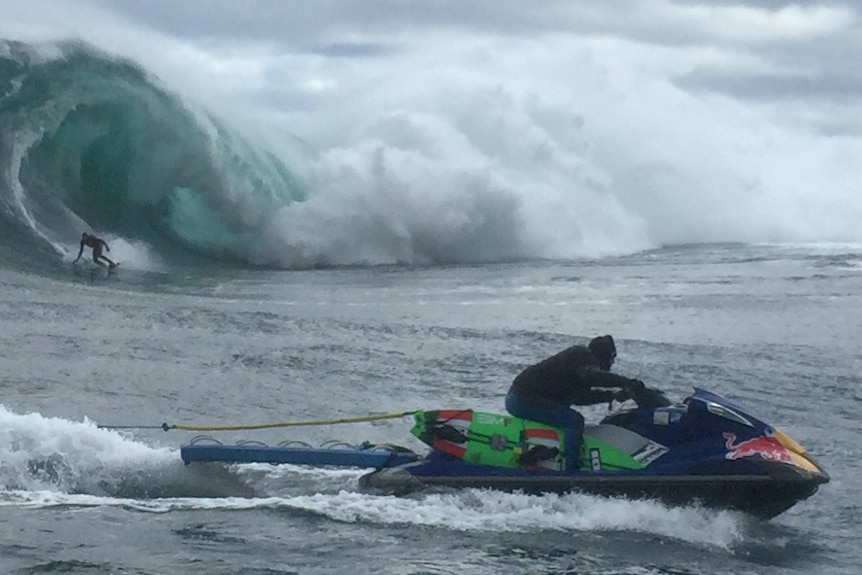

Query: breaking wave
<box><xmin>3</xmin><ymin>38</ymin><xmax>862</xmax><ymax>272</ymax></box>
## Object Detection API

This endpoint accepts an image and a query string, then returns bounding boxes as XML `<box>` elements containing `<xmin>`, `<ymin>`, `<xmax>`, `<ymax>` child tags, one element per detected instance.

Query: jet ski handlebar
<box><xmin>619</xmin><ymin>385</ymin><xmax>673</xmax><ymax>408</ymax></box>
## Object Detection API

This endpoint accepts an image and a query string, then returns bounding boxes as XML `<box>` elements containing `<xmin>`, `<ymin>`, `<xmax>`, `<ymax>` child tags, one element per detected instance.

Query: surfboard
<box><xmin>72</xmin><ymin>261</ymin><xmax>119</xmax><ymax>279</ymax></box>
<box><xmin>411</xmin><ymin>409</ymin><xmax>565</xmax><ymax>470</ymax></box>
<box><xmin>411</xmin><ymin>409</ymin><xmax>647</xmax><ymax>471</ymax></box>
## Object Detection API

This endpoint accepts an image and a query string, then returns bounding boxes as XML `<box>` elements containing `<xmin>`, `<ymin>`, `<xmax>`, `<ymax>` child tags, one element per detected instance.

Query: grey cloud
<box><xmin>54</xmin><ymin>0</ymin><xmax>862</xmax><ymax>108</ymax></box>
<box><xmin>677</xmin><ymin>70</ymin><xmax>862</xmax><ymax>101</ymax></box>
<box><xmin>77</xmin><ymin>0</ymin><xmax>659</xmax><ymax>48</ymax></box>
<box><xmin>311</xmin><ymin>42</ymin><xmax>395</xmax><ymax>59</ymax></box>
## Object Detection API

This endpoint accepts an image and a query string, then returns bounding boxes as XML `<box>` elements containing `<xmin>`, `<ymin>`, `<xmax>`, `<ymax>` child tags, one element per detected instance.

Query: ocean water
<box><xmin>0</xmin><ymin>39</ymin><xmax>860</xmax><ymax>575</ymax></box>
<box><xmin>0</xmin><ymin>244</ymin><xmax>859</xmax><ymax>575</ymax></box>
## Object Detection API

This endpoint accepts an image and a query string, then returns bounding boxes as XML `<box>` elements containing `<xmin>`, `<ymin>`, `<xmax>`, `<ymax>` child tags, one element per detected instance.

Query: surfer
<box><xmin>73</xmin><ymin>232</ymin><xmax>117</xmax><ymax>269</ymax></box>
<box><xmin>505</xmin><ymin>335</ymin><xmax>646</xmax><ymax>470</ymax></box>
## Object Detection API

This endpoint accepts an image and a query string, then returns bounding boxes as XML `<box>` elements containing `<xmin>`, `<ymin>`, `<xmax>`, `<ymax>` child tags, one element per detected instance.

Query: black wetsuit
<box><xmin>505</xmin><ymin>344</ymin><xmax>644</xmax><ymax>470</ymax></box>
<box><xmin>76</xmin><ymin>235</ymin><xmax>116</xmax><ymax>268</ymax></box>
<box><xmin>509</xmin><ymin>344</ymin><xmax>643</xmax><ymax>407</ymax></box>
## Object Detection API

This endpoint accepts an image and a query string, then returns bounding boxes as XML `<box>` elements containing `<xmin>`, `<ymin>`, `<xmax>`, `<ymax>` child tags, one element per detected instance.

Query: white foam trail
<box><xmin>0</xmin><ymin>404</ymin><xmax>175</xmax><ymax>493</ymax></box>
<box><xmin>283</xmin><ymin>488</ymin><xmax>744</xmax><ymax>549</ymax></box>
<box><xmin>96</xmin><ymin>235</ymin><xmax>166</xmax><ymax>272</ymax></box>
<box><xmin>0</xmin><ymin>485</ymin><xmax>744</xmax><ymax>550</ymax></box>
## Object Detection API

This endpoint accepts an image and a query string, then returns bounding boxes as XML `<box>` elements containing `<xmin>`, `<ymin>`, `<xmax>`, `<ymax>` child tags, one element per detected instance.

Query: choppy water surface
<box><xmin>0</xmin><ymin>243</ymin><xmax>858</xmax><ymax>574</ymax></box>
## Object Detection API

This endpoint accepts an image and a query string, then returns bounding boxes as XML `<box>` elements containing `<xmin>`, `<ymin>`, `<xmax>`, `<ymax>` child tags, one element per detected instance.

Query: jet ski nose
<box><xmin>794</xmin><ymin>453</ymin><xmax>829</xmax><ymax>481</ymax></box>
<box><xmin>773</xmin><ymin>429</ymin><xmax>829</xmax><ymax>479</ymax></box>
<box><xmin>806</xmin><ymin>459</ymin><xmax>830</xmax><ymax>484</ymax></box>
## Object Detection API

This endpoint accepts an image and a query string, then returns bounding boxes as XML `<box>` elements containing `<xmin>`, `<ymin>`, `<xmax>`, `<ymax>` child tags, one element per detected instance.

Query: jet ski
<box><xmin>359</xmin><ymin>388</ymin><xmax>829</xmax><ymax>519</ymax></box>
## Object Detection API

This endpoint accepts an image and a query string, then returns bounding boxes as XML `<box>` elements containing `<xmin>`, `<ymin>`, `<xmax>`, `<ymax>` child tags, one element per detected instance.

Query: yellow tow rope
<box><xmin>98</xmin><ymin>410</ymin><xmax>420</xmax><ymax>432</ymax></box>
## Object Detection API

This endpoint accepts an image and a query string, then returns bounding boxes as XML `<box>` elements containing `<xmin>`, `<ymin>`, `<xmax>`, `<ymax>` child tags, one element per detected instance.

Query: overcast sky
<box><xmin>5</xmin><ymin>1</ymin><xmax>862</xmax><ymax>119</ymax></box>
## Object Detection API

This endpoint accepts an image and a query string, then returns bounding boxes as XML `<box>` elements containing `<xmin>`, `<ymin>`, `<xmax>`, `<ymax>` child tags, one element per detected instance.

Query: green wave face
<box><xmin>0</xmin><ymin>40</ymin><xmax>306</xmax><ymax>267</ymax></box>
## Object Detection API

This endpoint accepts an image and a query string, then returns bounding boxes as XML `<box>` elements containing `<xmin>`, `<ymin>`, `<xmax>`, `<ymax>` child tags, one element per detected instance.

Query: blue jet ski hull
<box><xmin>359</xmin><ymin>389</ymin><xmax>829</xmax><ymax>519</ymax></box>
<box><xmin>360</xmin><ymin>449</ymin><xmax>826</xmax><ymax>519</ymax></box>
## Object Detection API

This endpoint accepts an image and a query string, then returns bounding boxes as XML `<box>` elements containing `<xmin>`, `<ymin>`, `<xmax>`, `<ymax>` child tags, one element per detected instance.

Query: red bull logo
<box><xmin>723</xmin><ymin>433</ymin><xmax>793</xmax><ymax>463</ymax></box>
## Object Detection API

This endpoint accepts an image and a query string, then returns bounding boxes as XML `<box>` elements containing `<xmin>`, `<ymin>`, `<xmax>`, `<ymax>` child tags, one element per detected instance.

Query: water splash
<box><xmin>0</xmin><ymin>404</ymin><xmax>253</xmax><ymax>498</ymax></box>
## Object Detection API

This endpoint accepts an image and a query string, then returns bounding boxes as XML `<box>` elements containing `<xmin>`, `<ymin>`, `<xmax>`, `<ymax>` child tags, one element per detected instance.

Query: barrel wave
<box><xmin>0</xmin><ymin>40</ymin><xmax>305</xmax><ymax>270</ymax></box>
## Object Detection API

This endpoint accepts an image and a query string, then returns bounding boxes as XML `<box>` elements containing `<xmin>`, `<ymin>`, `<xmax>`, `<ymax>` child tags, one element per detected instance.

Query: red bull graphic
<box><xmin>723</xmin><ymin>432</ymin><xmax>793</xmax><ymax>463</ymax></box>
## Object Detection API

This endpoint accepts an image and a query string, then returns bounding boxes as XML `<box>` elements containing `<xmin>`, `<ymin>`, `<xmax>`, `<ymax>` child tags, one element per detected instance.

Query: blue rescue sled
<box><xmin>180</xmin><ymin>439</ymin><xmax>420</xmax><ymax>468</ymax></box>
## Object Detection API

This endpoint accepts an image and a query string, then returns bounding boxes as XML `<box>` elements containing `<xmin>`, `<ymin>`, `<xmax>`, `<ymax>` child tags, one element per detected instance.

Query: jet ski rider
<box><xmin>505</xmin><ymin>335</ymin><xmax>646</xmax><ymax>470</ymax></box>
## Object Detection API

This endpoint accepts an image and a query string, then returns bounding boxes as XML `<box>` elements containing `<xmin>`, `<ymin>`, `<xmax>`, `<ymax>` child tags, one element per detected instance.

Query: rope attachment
<box><xmin>97</xmin><ymin>409</ymin><xmax>420</xmax><ymax>432</ymax></box>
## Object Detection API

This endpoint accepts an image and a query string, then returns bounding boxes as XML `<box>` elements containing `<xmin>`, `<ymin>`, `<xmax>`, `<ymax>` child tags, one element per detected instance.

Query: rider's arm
<box><xmin>579</xmin><ymin>367</ymin><xmax>644</xmax><ymax>390</ymax></box>
<box><xmin>101</xmin><ymin>239</ymin><xmax>110</xmax><ymax>251</ymax></box>
<box><xmin>74</xmin><ymin>241</ymin><xmax>84</xmax><ymax>262</ymax></box>
<box><xmin>575</xmin><ymin>388</ymin><xmax>618</xmax><ymax>405</ymax></box>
